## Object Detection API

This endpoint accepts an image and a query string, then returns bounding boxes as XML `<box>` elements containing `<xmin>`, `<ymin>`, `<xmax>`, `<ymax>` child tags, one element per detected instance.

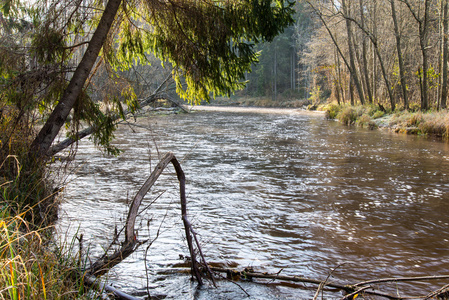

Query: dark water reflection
<box><xmin>57</xmin><ymin>110</ymin><xmax>449</xmax><ymax>299</ymax></box>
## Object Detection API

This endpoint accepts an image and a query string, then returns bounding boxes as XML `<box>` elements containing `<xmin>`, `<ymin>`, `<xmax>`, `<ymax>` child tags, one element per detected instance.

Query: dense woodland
<box><xmin>243</xmin><ymin>0</ymin><xmax>449</xmax><ymax>112</ymax></box>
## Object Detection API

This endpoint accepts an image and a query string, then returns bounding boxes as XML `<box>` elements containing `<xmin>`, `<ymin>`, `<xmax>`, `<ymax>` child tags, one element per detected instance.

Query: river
<box><xmin>56</xmin><ymin>107</ymin><xmax>449</xmax><ymax>299</ymax></box>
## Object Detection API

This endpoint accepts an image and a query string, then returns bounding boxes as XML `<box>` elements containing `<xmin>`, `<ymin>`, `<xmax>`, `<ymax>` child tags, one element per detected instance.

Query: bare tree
<box><xmin>400</xmin><ymin>0</ymin><xmax>432</xmax><ymax>110</ymax></box>
<box><xmin>391</xmin><ymin>0</ymin><xmax>409</xmax><ymax>109</ymax></box>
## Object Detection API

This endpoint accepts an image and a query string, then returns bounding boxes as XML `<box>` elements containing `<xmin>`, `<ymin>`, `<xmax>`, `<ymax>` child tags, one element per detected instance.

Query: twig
<box><xmin>211</xmin><ymin>269</ymin><xmax>251</xmax><ymax>297</ymax></box>
<box><xmin>313</xmin><ymin>263</ymin><xmax>346</xmax><ymax>300</ymax></box>
<box><xmin>340</xmin><ymin>286</ymin><xmax>371</xmax><ymax>300</ymax></box>
<box><xmin>424</xmin><ymin>283</ymin><xmax>449</xmax><ymax>299</ymax></box>
<box><xmin>354</xmin><ymin>275</ymin><xmax>449</xmax><ymax>287</ymax></box>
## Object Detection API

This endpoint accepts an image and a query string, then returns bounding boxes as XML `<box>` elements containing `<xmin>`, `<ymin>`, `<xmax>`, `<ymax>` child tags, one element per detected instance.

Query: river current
<box><xmin>56</xmin><ymin>108</ymin><xmax>449</xmax><ymax>299</ymax></box>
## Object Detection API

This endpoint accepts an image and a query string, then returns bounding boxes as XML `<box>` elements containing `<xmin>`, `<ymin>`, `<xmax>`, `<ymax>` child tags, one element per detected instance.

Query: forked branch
<box><xmin>86</xmin><ymin>152</ymin><xmax>208</xmax><ymax>286</ymax></box>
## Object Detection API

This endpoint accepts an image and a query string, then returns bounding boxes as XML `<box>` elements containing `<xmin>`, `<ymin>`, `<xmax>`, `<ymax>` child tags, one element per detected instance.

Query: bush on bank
<box><xmin>319</xmin><ymin>103</ymin><xmax>383</xmax><ymax>129</ymax></box>
<box><xmin>320</xmin><ymin>102</ymin><xmax>449</xmax><ymax>139</ymax></box>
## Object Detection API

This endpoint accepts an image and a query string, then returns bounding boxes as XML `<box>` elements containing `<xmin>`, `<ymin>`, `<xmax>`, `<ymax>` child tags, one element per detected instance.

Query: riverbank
<box><xmin>318</xmin><ymin>103</ymin><xmax>449</xmax><ymax>140</ymax></box>
<box><xmin>189</xmin><ymin>102</ymin><xmax>449</xmax><ymax>140</ymax></box>
<box><xmin>187</xmin><ymin>104</ymin><xmax>325</xmax><ymax>116</ymax></box>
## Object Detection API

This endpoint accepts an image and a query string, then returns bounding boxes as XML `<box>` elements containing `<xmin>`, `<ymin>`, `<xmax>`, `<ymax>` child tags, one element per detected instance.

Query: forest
<box><xmin>240</xmin><ymin>0</ymin><xmax>449</xmax><ymax>112</ymax></box>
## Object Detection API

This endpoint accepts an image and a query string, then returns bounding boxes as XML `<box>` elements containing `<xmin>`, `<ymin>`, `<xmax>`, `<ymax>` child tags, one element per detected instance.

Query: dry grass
<box><xmin>388</xmin><ymin>110</ymin><xmax>449</xmax><ymax>138</ymax></box>
<box><xmin>0</xmin><ymin>211</ymin><xmax>93</xmax><ymax>300</ymax></box>
<box><xmin>321</xmin><ymin>102</ymin><xmax>449</xmax><ymax>138</ymax></box>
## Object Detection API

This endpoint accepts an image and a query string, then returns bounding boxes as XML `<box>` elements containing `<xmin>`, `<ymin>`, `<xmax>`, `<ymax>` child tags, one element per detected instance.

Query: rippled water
<box><xmin>57</xmin><ymin>109</ymin><xmax>449</xmax><ymax>299</ymax></box>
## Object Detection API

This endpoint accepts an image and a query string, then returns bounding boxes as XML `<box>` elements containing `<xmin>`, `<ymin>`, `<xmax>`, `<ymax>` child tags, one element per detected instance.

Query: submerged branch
<box><xmin>208</xmin><ymin>267</ymin><xmax>449</xmax><ymax>299</ymax></box>
<box><xmin>86</xmin><ymin>152</ymin><xmax>207</xmax><ymax>286</ymax></box>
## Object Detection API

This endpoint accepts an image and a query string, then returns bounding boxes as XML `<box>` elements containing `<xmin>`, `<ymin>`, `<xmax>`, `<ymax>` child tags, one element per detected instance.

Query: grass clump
<box><xmin>356</xmin><ymin>114</ymin><xmax>377</xmax><ymax>129</ymax></box>
<box><xmin>0</xmin><ymin>211</ymin><xmax>91</xmax><ymax>299</ymax></box>
<box><xmin>321</xmin><ymin>102</ymin><xmax>341</xmax><ymax>119</ymax></box>
<box><xmin>338</xmin><ymin>106</ymin><xmax>358</xmax><ymax>125</ymax></box>
<box><xmin>417</xmin><ymin>112</ymin><xmax>449</xmax><ymax>139</ymax></box>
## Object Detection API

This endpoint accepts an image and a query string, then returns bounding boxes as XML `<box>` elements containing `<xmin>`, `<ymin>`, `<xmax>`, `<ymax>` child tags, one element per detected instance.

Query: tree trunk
<box><xmin>403</xmin><ymin>0</ymin><xmax>430</xmax><ymax>110</ymax></box>
<box><xmin>30</xmin><ymin>0</ymin><xmax>122</xmax><ymax>157</ymax></box>
<box><xmin>273</xmin><ymin>41</ymin><xmax>277</xmax><ymax>102</ymax></box>
<box><xmin>342</xmin><ymin>0</ymin><xmax>365</xmax><ymax>105</ymax></box>
<box><xmin>442</xmin><ymin>0</ymin><xmax>448</xmax><ymax>109</ymax></box>
<box><xmin>371</xmin><ymin>1</ymin><xmax>378</xmax><ymax>102</ymax></box>
<box><xmin>390</xmin><ymin>0</ymin><xmax>408</xmax><ymax>110</ymax></box>
<box><xmin>359</xmin><ymin>0</ymin><xmax>373</xmax><ymax>104</ymax></box>
<box><xmin>420</xmin><ymin>16</ymin><xmax>429</xmax><ymax>111</ymax></box>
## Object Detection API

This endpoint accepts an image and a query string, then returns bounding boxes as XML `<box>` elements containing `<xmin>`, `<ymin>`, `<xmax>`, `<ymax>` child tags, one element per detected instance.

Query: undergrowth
<box><xmin>0</xmin><ymin>209</ymin><xmax>98</xmax><ymax>300</ymax></box>
<box><xmin>0</xmin><ymin>108</ymin><xmax>94</xmax><ymax>299</ymax></box>
<box><xmin>321</xmin><ymin>101</ymin><xmax>449</xmax><ymax>139</ymax></box>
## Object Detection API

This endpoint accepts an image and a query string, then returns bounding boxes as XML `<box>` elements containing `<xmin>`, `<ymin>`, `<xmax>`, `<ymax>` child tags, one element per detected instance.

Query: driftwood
<box><xmin>209</xmin><ymin>266</ymin><xmax>449</xmax><ymax>299</ymax></box>
<box><xmin>86</xmin><ymin>152</ymin><xmax>210</xmax><ymax>286</ymax></box>
<box><xmin>83</xmin><ymin>275</ymin><xmax>140</xmax><ymax>300</ymax></box>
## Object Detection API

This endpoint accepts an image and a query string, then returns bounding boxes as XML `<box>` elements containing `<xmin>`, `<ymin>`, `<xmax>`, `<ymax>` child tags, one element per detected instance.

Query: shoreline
<box><xmin>185</xmin><ymin>105</ymin><xmax>326</xmax><ymax>116</ymax></box>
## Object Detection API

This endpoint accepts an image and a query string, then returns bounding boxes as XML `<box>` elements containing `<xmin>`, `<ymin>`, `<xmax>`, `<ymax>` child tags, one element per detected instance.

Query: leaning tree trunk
<box><xmin>30</xmin><ymin>0</ymin><xmax>122</xmax><ymax>158</ymax></box>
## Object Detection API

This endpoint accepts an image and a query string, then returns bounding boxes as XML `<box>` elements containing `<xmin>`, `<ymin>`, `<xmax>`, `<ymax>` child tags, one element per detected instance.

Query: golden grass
<box><xmin>0</xmin><ymin>211</ymin><xmax>96</xmax><ymax>300</ymax></box>
<box><xmin>388</xmin><ymin>110</ymin><xmax>449</xmax><ymax>138</ymax></box>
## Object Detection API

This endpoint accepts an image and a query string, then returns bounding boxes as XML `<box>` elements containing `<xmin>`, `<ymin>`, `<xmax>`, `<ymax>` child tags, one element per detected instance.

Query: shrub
<box><xmin>356</xmin><ymin>114</ymin><xmax>376</xmax><ymax>129</ymax></box>
<box><xmin>372</xmin><ymin>110</ymin><xmax>385</xmax><ymax>119</ymax></box>
<box><xmin>338</xmin><ymin>107</ymin><xmax>357</xmax><ymax>125</ymax></box>
<box><xmin>323</xmin><ymin>103</ymin><xmax>341</xmax><ymax>119</ymax></box>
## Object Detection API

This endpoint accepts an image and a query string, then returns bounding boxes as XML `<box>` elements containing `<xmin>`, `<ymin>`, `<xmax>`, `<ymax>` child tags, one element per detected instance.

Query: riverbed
<box><xmin>56</xmin><ymin>107</ymin><xmax>449</xmax><ymax>299</ymax></box>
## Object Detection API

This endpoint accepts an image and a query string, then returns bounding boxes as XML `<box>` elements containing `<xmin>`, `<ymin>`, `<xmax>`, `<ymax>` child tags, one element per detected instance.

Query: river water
<box><xmin>57</xmin><ymin>108</ymin><xmax>449</xmax><ymax>299</ymax></box>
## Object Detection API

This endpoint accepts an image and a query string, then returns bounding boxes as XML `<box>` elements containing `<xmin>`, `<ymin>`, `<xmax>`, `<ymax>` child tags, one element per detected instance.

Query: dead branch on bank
<box><xmin>85</xmin><ymin>152</ymin><xmax>213</xmax><ymax>286</ymax></box>
<box><xmin>208</xmin><ymin>266</ymin><xmax>449</xmax><ymax>299</ymax></box>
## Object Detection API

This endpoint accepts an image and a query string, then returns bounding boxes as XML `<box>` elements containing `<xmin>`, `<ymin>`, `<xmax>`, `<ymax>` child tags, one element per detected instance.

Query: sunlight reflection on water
<box><xmin>57</xmin><ymin>110</ymin><xmax>449</xmax><ymax>299</ymax></box>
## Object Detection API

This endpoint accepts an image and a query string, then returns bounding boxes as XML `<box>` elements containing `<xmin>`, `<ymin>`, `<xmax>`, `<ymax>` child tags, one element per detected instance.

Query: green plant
<box><xmin>338</xmin><ymin>106</ymin><xmax>357</xmax><ymax>125</ymax></box>
<box><xmin>356</xmin><ymin>114</ymin><xmax>376</xmax><ymax>129</ymax></box>
<box><xmin>323</xmin><ymin>103</ymin><xmax>341</xmax><ymax>119</ymax></box>
<box><xmin>372</xmin><ymin>110</ymin><xmax>385</xmax><ymax>119</ymax></box>
<box><xmin>309</xmin><ymin>86</ymin><xmax>322</xmax><ymax>105</ymax></box>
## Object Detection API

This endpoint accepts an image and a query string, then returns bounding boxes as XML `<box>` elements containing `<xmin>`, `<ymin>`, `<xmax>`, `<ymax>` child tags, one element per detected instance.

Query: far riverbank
<box><xmin>186</xmin><ymin>105</ymin><xmax>325</xmax><ymax>116</ymax></box>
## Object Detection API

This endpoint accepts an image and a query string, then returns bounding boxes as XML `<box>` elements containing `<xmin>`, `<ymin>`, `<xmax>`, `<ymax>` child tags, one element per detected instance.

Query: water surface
<box><xmin>57</xmin><ymin>109</ymin><xmax>449</xmax><ymax>299</ymax></box>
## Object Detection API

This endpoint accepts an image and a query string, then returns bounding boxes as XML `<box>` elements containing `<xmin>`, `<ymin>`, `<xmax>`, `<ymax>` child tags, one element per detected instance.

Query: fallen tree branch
<box><xmin>313</xmin><ymin>263</ymin><xmax>345</xmax><ymax>300</ymax></box>
<box><xmin>208</xmin><ymin>267</ymin><xmax>423</xmax><ymax>299</ymax></box>
<box><xmin>86</xmin><ymin>152</ymin><xmax>207</xmax><ymax>286</ymax></box>
<box><xmin>83</xmin><ymin>274</ymin><xmax>140</xmax><ymax>300</ymax></box>
<box><xmin>354</xmin><ymin>274</ymin><xmax>449</xmax><ymax>287</ymax></box>
<box><xmin>209</xmin><ymin>267</ymin><xmax>349</xmax><ymax>290</ymax></box>
<box><xmin>341</xmin><ymin>286</ymin><xmax>372</xmax><ymax>300</ymax></box>
<box><xmin>425</xmin><ymin>283</ymin><xmax>449</xmax><ymax>299</ymax></box>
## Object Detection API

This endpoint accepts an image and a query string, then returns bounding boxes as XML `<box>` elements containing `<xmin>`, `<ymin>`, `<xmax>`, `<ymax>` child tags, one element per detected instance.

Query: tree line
<box><xmin>302</xmin><ymin>0</ymin><xmax>448</xmax><ymax>111</ymax></box>
<box><xmin>241</xmin><ymin>0</ymin><xmax>449</xmax><ymax>112</ymax></box>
